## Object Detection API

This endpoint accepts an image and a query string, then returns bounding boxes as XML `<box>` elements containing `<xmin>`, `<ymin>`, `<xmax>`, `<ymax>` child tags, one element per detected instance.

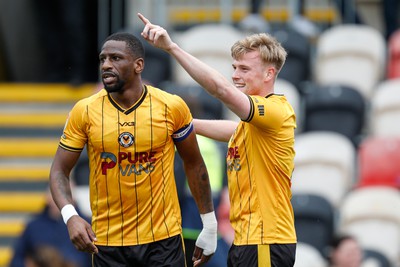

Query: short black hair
<box><xmin>104</xmin><ymin>32</ymin><xmax>145</xmax><ymax>59</ymax></box>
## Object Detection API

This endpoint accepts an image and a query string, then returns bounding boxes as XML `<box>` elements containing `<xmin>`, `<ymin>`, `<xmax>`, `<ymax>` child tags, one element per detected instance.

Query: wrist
<box><xmin>200</xmin><ymin>211</ymin><xmax>217</xmax><ymax>230</ymax></box>
<box><xmin>61</xmin><ymin>204</ymin><xmax>78</xmax><ymax>224</ymax></box>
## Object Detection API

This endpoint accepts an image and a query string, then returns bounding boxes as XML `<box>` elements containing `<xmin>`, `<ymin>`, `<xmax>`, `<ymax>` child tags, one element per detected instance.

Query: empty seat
<box><xmin>387</xmin><ymin>29</ymin><xmax>400</xmax><ymax>79</ymax></box>
<box><xmin>141</xmin><ymin>44</ymin><xmax>172</xmax><ymax>87</ymax></box>
<box><xmin>370</xmin><ymin>78</ymin><xmax>400</xmax><ymax>137</ymax></box>
<box><xmin>357</xmin><ymin>137</ymin><xmax>400</xmax><ymax>189</ymax></box>
<box><xmin>294</xmin><ymin>242</ymin><xmax>327</xmax><ymax>267</ymax></box>
<box><xmin>274</xmin><ymin>79</ymin><xmax>301</xmax><ymax>128</ymax></box>
<box><xmin>292</xmin><ymin>194</ymin><xmax>335</xmax><ymax>258</ymax></box>
<box><xmin>339</xmin><ymin>186</ymin><xmax>400</xmax><ymax>266</ymax></box>
<box><xmin>161</xmin><ymin>81</ymin><xmax>224</xmax><ymax>120</ymax></box>
<box><xmin>72</xmin><ymin>153</ymin><xmax>89</xmax><ymax>186</ymax></box>
<box><xmin>172</xmin><ymin>23</ymin><xmax>246</xmax><ymax>85</ymax></box>
<box><xmin>314</xmin><ymin>24</ymin><xmax>386</xmax><ymax>99</ymax></box>
<box><xmin>302</xmin><ymin>84</ymin><xmax>366</xmax><ymax>146</ymax></box>
<box><xmin>292</xmin><ymin>131</ymin><xmax>356</xmax><ymax>208</ymax></box>
<box><xmin>73</xmin><ymin>185</ymin><xmax>91</xmax><ymax>218</ymax></box>
<box><xmin>362</xmin><ymin>249</ymin><xmax>391</xmax><ymax>267</ymax></box>
<box><xmin>272</xmin><ymin>27</ymin><xmax>311</xmax><ymax>90</ymax></box>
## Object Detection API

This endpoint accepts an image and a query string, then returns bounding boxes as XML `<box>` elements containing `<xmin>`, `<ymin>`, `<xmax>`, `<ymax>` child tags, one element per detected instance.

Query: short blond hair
<box><xmin>231</xmin><ymin>33</ymin><xmax>287</xmax><ymax>74</ymax></box>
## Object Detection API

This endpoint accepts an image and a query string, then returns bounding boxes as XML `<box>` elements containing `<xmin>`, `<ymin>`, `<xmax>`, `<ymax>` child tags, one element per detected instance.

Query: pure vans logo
<box><xmin>119</xmin><ymin>121</ymin><xmax>135</xmax><ymax>127</ymax></box>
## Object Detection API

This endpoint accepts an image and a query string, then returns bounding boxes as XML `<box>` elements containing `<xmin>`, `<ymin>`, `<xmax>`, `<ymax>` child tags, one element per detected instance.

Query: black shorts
<box><xmin>227</xmin><ymin>243</ymin><xmax>296</xmax><ymax>267</ymax></box>
<box><xmin>93</xmin><ymin>234</ymin><xmax>186</xmax><ymax>267</ymax></box>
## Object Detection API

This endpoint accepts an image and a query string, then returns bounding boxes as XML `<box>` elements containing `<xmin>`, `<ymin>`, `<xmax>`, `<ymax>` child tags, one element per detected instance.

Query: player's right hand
<box><xmin>67</xmin><ymin>215</ymin><xmax>98</xmax><ymax>254</ymax></box>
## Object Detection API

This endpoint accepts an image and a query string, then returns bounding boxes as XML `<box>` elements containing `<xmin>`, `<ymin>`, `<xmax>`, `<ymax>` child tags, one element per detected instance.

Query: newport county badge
<box><xmin>118</xmin><ymin>132</ymin><xmax>134</xmax><ymax>148</ymax></box>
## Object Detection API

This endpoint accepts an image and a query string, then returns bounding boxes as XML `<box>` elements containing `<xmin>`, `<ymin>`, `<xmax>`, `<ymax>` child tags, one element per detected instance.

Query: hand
<box><xmin>66</xmin><ymin>215</ymin><xmax>98</xmax><ymax>254</ymax></box>
<box><xmin>137</xmin><ymin>13</ymin><xmax>175</xmax><ymax>51</ymax></box>
<box><xmin>193</xmin><ymin>212</ymin><xmax>218</xmax><ymax>266</ymax></box>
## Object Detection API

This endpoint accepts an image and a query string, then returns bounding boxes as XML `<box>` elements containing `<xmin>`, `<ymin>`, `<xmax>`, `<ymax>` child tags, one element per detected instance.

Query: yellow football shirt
<box><xmin>227</xmin><ymin>94</ymin><xmax>297</xmax><ymax>245</ymax></box>
<box><xmin>60</xmin><ymin>85</ymin><xmax>193</xmax><ymax>246</ymax></box>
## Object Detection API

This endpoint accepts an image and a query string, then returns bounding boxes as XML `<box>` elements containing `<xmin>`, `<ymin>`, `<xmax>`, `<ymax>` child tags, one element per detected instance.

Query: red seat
<box><xmin>357</xmin><ymin>137</ymin><xmax>400</xmax><ymax>188</ymax></box>
<box><xmin>387</xmin><ymin>29</ymin><xmax>400</xmax><ymax>79</ymax></box>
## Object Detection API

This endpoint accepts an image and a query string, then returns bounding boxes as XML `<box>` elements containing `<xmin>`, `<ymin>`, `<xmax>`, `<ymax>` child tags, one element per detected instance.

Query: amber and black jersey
<box><xmin>226</xmin><ymin>94</ymin><xmax>297</xmax><ymax>245</ymax></box>
<box><xmin>59</xmin><ymin>85</ymin><xmax>193</xmax><ymax>246</ymax></box>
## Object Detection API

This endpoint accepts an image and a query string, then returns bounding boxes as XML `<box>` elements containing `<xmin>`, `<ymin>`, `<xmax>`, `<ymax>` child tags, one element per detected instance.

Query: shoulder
<box><xmin>73</xmin><ymin>89</ymin><xmax>107</xmax><ymax>110</ymax></box>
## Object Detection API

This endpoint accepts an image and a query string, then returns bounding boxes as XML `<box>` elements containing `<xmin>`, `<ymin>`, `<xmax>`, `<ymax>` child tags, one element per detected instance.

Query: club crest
<box><xmin>118</xmin><ymin>132</ymin><xmax>134</xmax><ymax>148</ymax></box>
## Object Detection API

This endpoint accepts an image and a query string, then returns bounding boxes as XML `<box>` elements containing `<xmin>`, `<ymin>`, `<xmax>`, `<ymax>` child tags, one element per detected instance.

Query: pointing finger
<box><xmin>138</xmin><ymin>13</ymin><xmax>152</xmax><ymax>38</ymax></box>
<box><xmin>137</xmin><ymin>13</ymin><xmax>150</xmax><ymax>25</ymax></box>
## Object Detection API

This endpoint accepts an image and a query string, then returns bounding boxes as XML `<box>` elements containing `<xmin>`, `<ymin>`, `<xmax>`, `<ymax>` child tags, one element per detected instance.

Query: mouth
<box><xmin>102</xmin><ymin>71</ymin><xmax>117</xmax><ymax>84</ymax></box>
<box><xmin>234</xmin><ymin>83</ymin><xmax>245</xmax><ymax>89</ymax></box>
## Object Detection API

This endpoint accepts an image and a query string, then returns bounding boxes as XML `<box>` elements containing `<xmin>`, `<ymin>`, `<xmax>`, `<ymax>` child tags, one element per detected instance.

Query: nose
<box><xmin>232</xmin><ymin>68</ymin><xmax>240</xmax><ymax>80</ymax></box>
<box><xmin>101</xmin><ymin>57</ymin><xmax>112</xmax><ymax>70</ymax></box>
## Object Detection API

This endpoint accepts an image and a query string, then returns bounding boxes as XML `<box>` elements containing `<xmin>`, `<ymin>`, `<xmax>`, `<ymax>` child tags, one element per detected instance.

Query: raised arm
<box><xmin>137</xmin><ymin>13</ymin><xmax>251</xmax><ymax>121</ymax></box>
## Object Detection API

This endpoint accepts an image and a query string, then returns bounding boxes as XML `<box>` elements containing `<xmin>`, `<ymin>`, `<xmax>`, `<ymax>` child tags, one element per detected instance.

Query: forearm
<box><xmin>49</xmin><ymin>170</ymin><xmax>74</xmax><ymax>210</ymax></box>
<box><xmin>184</xmin><ymin>161</ymin><xmax>214</xmax><ymax>214</ymax></box>
<box><xmin>167</xmin><ymin>43</ymin><xmax>232</xmax><ymax>101</ymax></box>
<box><xmin>193</xmin><ymin>119</ymin><xmax>238</xmax><ymax>142</ymax></box>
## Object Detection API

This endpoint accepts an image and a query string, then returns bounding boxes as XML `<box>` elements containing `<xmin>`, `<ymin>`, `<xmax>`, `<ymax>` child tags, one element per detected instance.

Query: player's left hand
<box><xmin>193</xmin><ymin>212</ymin><xmax>218</xmax><ymax>266</ymax></box>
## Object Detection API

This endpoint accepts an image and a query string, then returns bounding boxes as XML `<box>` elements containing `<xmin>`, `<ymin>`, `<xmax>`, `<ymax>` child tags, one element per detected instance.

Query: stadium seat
<box><xmin>339</xmin><ymin>186</ymin><xmax>400</xmax><ymax>266</ymax></box>
<box><xmin>291</xmin><ymin>194</ymin><xmax>335</xmax><ymax>258</ymax></box>
<box><xmin>387</xmin><ymin>29</ymin><xmax>400</xmax><ymax>79</ymax></box>
<box><xmin>294</xmin><ymin>242</ymin><xmax>327</xmax><ymax>267</ymax></box>
<box><xmin>141</xmin><ymin>44</ymin><xmax>172</xmax><ymax>87</ymax></box>
<box><xmin>370</xmin><ymin>78</ymin><xmax>400</xmax><ymax>137</ymax></box>
<box><xmin>271</xmin><ymin>27</ymin><xmax>311</xmax><ymax>91</ymax></box>
<box><xmin>73</xmin><ymin>185</ymin><xmax>91</xmax><ymax>218</ymax></box>
<box><xmin>72</xmin><ymin>152</ymin><xmax>89</xmax><ymax>186</ymax></box>
<box><xmin>362</xmin><ymin>249</ymin><xmax>391</xmax><ymax>267</ymax></box>
<box><xmin>161</xmin><ymin>81</ymin><xmax>224</xmax><ymax>120</ymax></box>
<box><xmin>274</xmin><ymin>79</ymin><xmax>301</xmax><ymax>129</ymax></box>
<box><xmin>172</xmin><ymin>23</ymin><xmax>246</xmax><ymax>85</ymax></box>
<box><xmin>357</xmin><ymin>137</ymin><xmax>400</xmax><ymax>189</ymax></box>
<box><xmin>302</xmin><ymin>83</ymin><xmax>366</xmax><ymax>146</ymax></box>
<box><xmin>314</xmin><ymin>24</ymin><xmax>386</xmax><ymax>99</ymax></box>
<box><xmin>292</xmin><ymin>131</ymin><xmax>356</xmax><ymax>208</ymax></box>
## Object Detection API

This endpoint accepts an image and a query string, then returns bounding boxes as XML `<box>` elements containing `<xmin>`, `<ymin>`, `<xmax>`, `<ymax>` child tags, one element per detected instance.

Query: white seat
<box><xmin>339</xmin><ymin>186</ymin><xmax>400</xmax><ymax>266</ymax></box>
<box><xmin>370</xmin><ymin>78</ymin><xmax>400</xmax><ymax>137</ymax></box>
<box><xmin>314</xmin><ymin>24</ymin><xmax>386</xmax><ymax>99</ymax></box>
<box><xmin>292</xmin><ymin>131</ymin><xmax>356</xmax><ymax>208</ymax></box>
<box><xmin>294</xmin><ymin>242</ymin><xmax>327</xmax><ymax>267</ymax></box>
<box><xmin>275</xmin><ymin>79</ymin><xmax>301</xmax><ymax>128</ymax></box>
<box><xmin>172</xmin><ymin>23</ymin><xmax>246</xmax><ymax>85</ymax></box>
<box><xmin>73</xmin><ymin>185</ymin><xmax>91</xmax><ymax>218</ymax></box>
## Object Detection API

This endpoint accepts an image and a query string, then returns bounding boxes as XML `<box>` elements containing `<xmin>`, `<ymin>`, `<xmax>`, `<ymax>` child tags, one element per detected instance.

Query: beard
<box><xmin>104</xmin><ymin>78</ymin><xmax>125</xmax><ymax>93</ymax></box>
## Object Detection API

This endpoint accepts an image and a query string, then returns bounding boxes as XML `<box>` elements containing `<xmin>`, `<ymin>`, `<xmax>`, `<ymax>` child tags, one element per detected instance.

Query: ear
<box><xmin>134</xmin><ymin>58</ymin><xmax>144</xmax><ymax>74</ymax></box>
<box><xmin>265</xmin><ymin>66</ymin><xmax>276</xmax><ymax>81</ymax></box>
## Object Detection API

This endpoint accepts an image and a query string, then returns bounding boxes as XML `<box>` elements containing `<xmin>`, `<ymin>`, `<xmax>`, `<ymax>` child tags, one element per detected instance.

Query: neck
<box><xmin>110</xmin><ymin>84</ymin><xmax>145</xmax><ymax>109</ymax></box>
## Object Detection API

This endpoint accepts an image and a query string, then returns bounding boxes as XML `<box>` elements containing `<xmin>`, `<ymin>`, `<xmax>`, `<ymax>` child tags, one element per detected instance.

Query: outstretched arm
<box><xmin>193</xmin><ymin>119</ymin><xmax>238</xmax><ymax>142</ymax></box>
<box><xmin>137</xmin><ymin>13</ymin><xmax>251</xmax><ymax>121</ymax></box>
